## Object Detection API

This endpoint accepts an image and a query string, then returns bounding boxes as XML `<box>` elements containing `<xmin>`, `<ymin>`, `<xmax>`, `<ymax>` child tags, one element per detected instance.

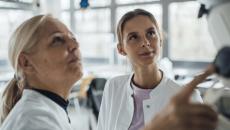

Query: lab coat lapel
<box><xmin>116</xmin><ymin>74</ymin><xmax>134</xmax><ymax>129</ymax></box>
<box><xmin>143</xmin><ymin>73</ymin><xmax>168</xmax><ymax>124</ymax></box>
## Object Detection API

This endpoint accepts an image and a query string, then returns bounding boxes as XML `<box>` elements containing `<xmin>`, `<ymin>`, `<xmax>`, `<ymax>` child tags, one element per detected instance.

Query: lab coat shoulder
<box><xmin>101</xmin><ymin>74</ymin><xmax>130</xmax><ymax>105</ymax></box>
<box><xmin>1</xmin><ymin>90</ymin><xmax>70</xmax><ymax>130</ymax></box>
<box><xmin>15</xmin><ymin>105</ymin><xmax>61</xmax><ymax>130</ymax></box>
<box><xmin>106</xmin><ymin>75</ymin><xmax>130</xmax><ymax>92</ymax></box>
<box><xmin>97</xmin><ymin>74</ymin><xmax>130</xmax><ymax>130</ymax></box>
<box><xmin>1</xmin><ymin>102</ymin><xmax>60</xmax><ymax>130</ymax></box>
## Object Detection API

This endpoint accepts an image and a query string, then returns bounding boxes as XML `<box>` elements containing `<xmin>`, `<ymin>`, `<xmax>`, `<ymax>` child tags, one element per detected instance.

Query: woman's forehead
<box><xmin>123</xmin><ymin>16</ymin><xmax>156</xmax><ymax>33</ymax></box>
<box><xmin>40</xmin><ymin>18</ymin><xmax>70</xmax><ymax>36</ymax></box>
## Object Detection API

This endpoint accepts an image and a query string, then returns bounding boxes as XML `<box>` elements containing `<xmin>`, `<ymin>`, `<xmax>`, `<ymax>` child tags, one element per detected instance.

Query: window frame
<box><xmin>64</xmin><ymin>0</ymin><xmax>214</xmax><ymax>68</ymax></box>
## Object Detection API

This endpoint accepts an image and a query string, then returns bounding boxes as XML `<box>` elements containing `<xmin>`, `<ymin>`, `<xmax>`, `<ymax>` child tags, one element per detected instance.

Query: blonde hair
<box><xmin>0</xmin><ymin>14</ymin><xmax>51</xmax><ymax>123</ymax></box>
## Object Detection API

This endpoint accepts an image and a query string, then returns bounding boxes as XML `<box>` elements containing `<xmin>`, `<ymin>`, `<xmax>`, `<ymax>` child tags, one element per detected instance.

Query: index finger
<box><xmin>187</xmin><ymin>64</ymin><xmax>215</xmax><ymax>87</ymax></box>
<box><xmin>174</xmin><ymin>64</ymin><xmax>215</xmax><ymax>104</ymax></box>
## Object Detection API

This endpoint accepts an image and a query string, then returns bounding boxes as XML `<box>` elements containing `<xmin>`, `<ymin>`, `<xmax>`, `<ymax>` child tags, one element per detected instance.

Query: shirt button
<box><xmin>146</xmin><ymin>105</ymin><xmax>150</xmax><ymax>108</ymax></box>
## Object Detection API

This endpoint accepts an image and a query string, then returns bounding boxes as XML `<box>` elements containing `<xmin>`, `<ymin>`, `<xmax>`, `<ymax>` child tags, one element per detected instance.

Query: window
<box><xmin>87</xmin><ymin>0</ymin><xmax>111</xmax><ymax>7</ymax></box>
<box><xmin>74</xmin><ymin>0</ymin><xmax>111</xmax><ymax>8</ymax></box>
<box><xmin>169</xmin><ymin>1</ymin><xmax>217</xmax><ymax>61</ymax></box>
<box><xmin>60</xmin><ymin>0</ymin><xmax>113</xmax><ymax>64</ymax></box>
<box><xmin>116</xmin><ymin>0</ymin><xmax>159</xmax><ymax>4</ymax></box>
<box><xmin>0</xmin><ymin>10</ymin><xmax>33</xmax><ymax>74</ymax></box>
<box><xmin>59</xmin><ymin>0</ymin><xmax>215</xmax><ymax>66</ymax></box>
<box><xmin>0</xmin><ymin>10</ymin><xmax>33</xmax><ymax>60</ymax></box>
<box><xmin>74</xmin><ymin>9</ymin><xmax>111</xmax><ymax>33</ymax></box>
<box><xmin>19</xmin><ymin>0</ymin><xmax>34</xmax><ymax>3</ymax></box>
<box><xmin>76</xmin><ymin>33</ymin><xmax>113</xmax><ymax>60</ymax></box>
<box><xmin>61</xmin><ymin>0</ymin><xmax>70</xmax><ymax>10</ymax></box>
<box><xmin>74</xmin><ymin>8</ymin><xmax>112</xmax><ymax>63</ymax></box>
<box><xmin>61</xmin><ymin>11</ymin><xmax>71</xmax><ymax>30</ymax></box>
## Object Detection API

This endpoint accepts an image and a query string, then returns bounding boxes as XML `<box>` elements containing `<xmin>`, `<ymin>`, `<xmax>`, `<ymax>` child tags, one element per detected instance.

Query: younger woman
<box><xmin>97</xmin><ymin>9</ymin><xmax>204</xmax><ymax>130</ymax></box>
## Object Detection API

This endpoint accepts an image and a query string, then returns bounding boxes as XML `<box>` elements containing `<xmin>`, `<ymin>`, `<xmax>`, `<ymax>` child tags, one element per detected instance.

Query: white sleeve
<box><xmin>96</xmin><ymin>79</ymin><xmax>111</xmax><ymax>130</ymax></box>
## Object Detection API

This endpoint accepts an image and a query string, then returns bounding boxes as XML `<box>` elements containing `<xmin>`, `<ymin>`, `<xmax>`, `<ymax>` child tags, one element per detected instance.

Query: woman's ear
<box><xmin>18</xmin><ymin>53</ymin><xmax>36</xmax><ymax>74</ymax></box>
<box><xmin>117</xmin><ymin>43</ymin><xmax>127</xmax><ymax>56</ymax></box>
<box><xmin>160</xmin><ymin>30</ymin><xmax>166</xmax><ymax>47</ymax></box>
<box><xmin>160</xmin><ymin>39</ymin><xmax>163</xmax><ymax>47</ymax></box>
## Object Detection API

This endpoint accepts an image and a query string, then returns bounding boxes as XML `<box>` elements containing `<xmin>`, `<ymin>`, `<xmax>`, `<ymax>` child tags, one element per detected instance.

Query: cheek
<box><xmin>124</xmin><ymin>44</ymin><xmax>134</xmax><ymax>55</ymax></box>
<box><xmin>38</xmin><ymin>58</ymin><xmax>55</xmax><ymax>70</ymax></box>
<box><xmin>124</xmin><ymin>45</ymin><xmax>139</xmax><ymax>62</ymax></box>
<box><xmin>38</xmin><ymin>52</ymin><xmax>66</xmax><ymax>70</ymax></box>
<box><xmin>151</xmin><ymin>38</ymin><xmax>161</xmax><ymax>49</ymax></box>
<box><xmin>75</xmin><ymin>49</ymin><xmax>82</xmax><ymax>58</ymax></box>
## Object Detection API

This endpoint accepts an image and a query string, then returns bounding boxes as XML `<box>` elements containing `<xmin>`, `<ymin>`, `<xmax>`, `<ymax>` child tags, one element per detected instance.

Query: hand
<box><xmin>144</xmin><ymin>65</ymin><xmax>218</xmax><ymax>130</ymax></box>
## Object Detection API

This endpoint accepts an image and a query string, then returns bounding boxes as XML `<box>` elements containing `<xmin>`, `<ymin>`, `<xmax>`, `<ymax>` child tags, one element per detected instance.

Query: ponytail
<box><xmin>0</xmin><ymin>14</ymin><xmax>49</xmax><ymax>124</ymax></box>
<box><xmin>0</xmin><ymin>77</ymin><xmax>23</xmax><ymax>124</ymax></box>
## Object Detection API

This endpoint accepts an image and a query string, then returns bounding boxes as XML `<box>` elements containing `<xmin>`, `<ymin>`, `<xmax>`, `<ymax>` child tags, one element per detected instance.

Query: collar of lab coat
<box><xmin>126</xmin><ymin>70</ymin><xmax>167</xmax><ymax>98</ymax></box>
<box><xmin>126</xmin><ymin>71</ymin><xmax>170</xmax><ymax>124</ymax></box>
<box><xmin>31</xmin><ymin>88</ymin><xmax>69</xmax><ymax>111</ymax></box>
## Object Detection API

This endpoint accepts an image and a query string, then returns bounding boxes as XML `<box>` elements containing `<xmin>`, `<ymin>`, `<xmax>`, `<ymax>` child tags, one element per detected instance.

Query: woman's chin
<box><xmin>73</xmin><ymin>70</ymin><xmax>83</xmax><ymax>80</ymax></box>
<box><xmin>68</xmin><ymin>61</ymin><xmax>83</xmax><ymax>73</ymax></box>
<box><xmin>135</xmin><ymin>59</ymin><xmax>158</xmax><ymax>68</ymax></box>
<box><xmin>140</xmin><ymin>59</ymin><xmax>154</xmax><ymax>65</ymax></box>
<box><xmin>68</xmin><ymin>73</ymin><xmax>83</xmax><ymax>88</ymax></box>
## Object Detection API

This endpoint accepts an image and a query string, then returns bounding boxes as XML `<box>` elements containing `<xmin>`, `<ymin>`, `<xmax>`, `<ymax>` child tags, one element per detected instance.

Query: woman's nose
<box><xmin>66</xmin><ymin>33</ymin><xmax>79</xmax><ymax>51</ymax></box>
<box><xmin>67</xmin><ymin>38</ymin><xmax>78</xmax><ymax>52</ymax></box>
<box><xmin>141</xmin><ymin>38</ymin><xmax>150</xmax><ymax>47</ymax></box>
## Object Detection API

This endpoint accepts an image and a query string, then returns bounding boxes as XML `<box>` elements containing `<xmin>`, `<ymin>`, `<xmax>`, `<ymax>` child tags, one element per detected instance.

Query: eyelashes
<box><xmin>128</xmin><ymin>34</ymin><xmax>138</xmax><ymax>41</ymax></box>
<box><xmin>147</xmin><ymin>30</ymin><xmax>156</xmax><ymax>37</ymax></box>
<box><xmin>52</xmin><ymin>36</ymin><xmax>65</xmax><ymax>44</ymax></box>
<box><xmin>127</xmin><ymin>30</ymin><xmax>157</xmax><ymax>42</ymax></box>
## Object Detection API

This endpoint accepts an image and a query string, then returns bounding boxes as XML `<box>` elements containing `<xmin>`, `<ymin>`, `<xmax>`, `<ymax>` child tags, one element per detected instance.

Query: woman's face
<box><xmin>24</xmin><ymin>17</ymin><xmax>83</xmax><ymax>87</ymax></box>
<box><xmin>119</xmin><ymin>15</ymin><xmax>161</xmax><ymax>67</ymax></box>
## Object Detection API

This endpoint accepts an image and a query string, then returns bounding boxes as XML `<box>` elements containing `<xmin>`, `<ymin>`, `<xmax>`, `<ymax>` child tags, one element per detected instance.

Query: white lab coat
<box><xmin>97</xmin><ymin>72</ymin><xmax>203</xmax><ymax>130</ymax></box>
<box><xmin>0</xmin><ymin>89</ymin><xmax>73</xmax><ymax>130</ymax></box>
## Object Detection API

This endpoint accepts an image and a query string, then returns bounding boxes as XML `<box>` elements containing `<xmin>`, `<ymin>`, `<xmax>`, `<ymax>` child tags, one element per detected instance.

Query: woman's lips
<box><xmin>139</xmin><ymin>51</ymin><xmax>154</xmax><ymax>58</ymax></box>
<box><xmin>68</xmin><ymin>57</ymin><xmax>81</xmax><ymax>64</ymax></box>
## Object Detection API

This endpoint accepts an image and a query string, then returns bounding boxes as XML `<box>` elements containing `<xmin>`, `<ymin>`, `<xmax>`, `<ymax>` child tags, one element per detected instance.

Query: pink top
<box><xmin>129</xmin><ymin>82</ymin><xmax>152</xmax><ymax>130</ymax></box>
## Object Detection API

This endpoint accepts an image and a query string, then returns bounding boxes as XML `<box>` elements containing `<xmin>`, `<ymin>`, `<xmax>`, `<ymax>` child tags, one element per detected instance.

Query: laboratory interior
<box><xmin>0</xmin><ymin>0</ymin><xmax>229</xmax><ymax>130</ymax></box>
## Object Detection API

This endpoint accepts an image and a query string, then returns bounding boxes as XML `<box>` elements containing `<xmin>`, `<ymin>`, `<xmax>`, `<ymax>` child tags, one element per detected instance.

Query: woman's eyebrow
<box><xmin>47</xmin><ymin>30</ymin><xmax>62</xmax><ymax>37</ymax></box>
<box><xmin>68</xmin><ymin>31</ymin><xmax>74</xmax><ymax>36</ymax></box>
<box><xmin>127</xmin><ymin>32</ymin><xmax>137</xmax><ymax>37</ymax></box>
<box><xmin>48</xmin><ymin>32</ymin><xmax>63</xmax><ymax>42</ymax></box>
<box><xmin>146</xmin><ymin>27</ymin><xmax>155</xmax><ymax>32</ymax></box>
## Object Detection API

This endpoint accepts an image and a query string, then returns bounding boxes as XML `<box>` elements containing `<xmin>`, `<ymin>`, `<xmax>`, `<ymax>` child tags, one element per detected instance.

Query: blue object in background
<box><xmin>80</xmin><ymin>0</ymin><xmax>89</xmax><ymax>9</ymax></box>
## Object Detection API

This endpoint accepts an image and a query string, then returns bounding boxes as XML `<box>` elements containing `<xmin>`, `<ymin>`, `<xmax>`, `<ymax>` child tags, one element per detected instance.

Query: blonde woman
<box><xmin>0</xmin><ymin>15</ymin><xmax>82</xmax><ymax>129</ymax></box>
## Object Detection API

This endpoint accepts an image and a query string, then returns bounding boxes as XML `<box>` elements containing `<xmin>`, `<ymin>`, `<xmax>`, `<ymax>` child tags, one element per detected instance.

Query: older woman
<box><xmin>0</xmin><ymin>15</ymin><xmax>82</xmax><ymax>129</ymax></box>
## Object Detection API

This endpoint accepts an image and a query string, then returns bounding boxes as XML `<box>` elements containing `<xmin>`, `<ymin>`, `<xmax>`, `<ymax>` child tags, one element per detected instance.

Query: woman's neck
<box><xmin>133</xmin><ymin>64</ymin><xmax>162</xmax><ymax>89</ymax></box>
<box><xmin>27</xmin><ymin>79</ymin><xmax>71</xmax><ymax>100</ymax></box>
